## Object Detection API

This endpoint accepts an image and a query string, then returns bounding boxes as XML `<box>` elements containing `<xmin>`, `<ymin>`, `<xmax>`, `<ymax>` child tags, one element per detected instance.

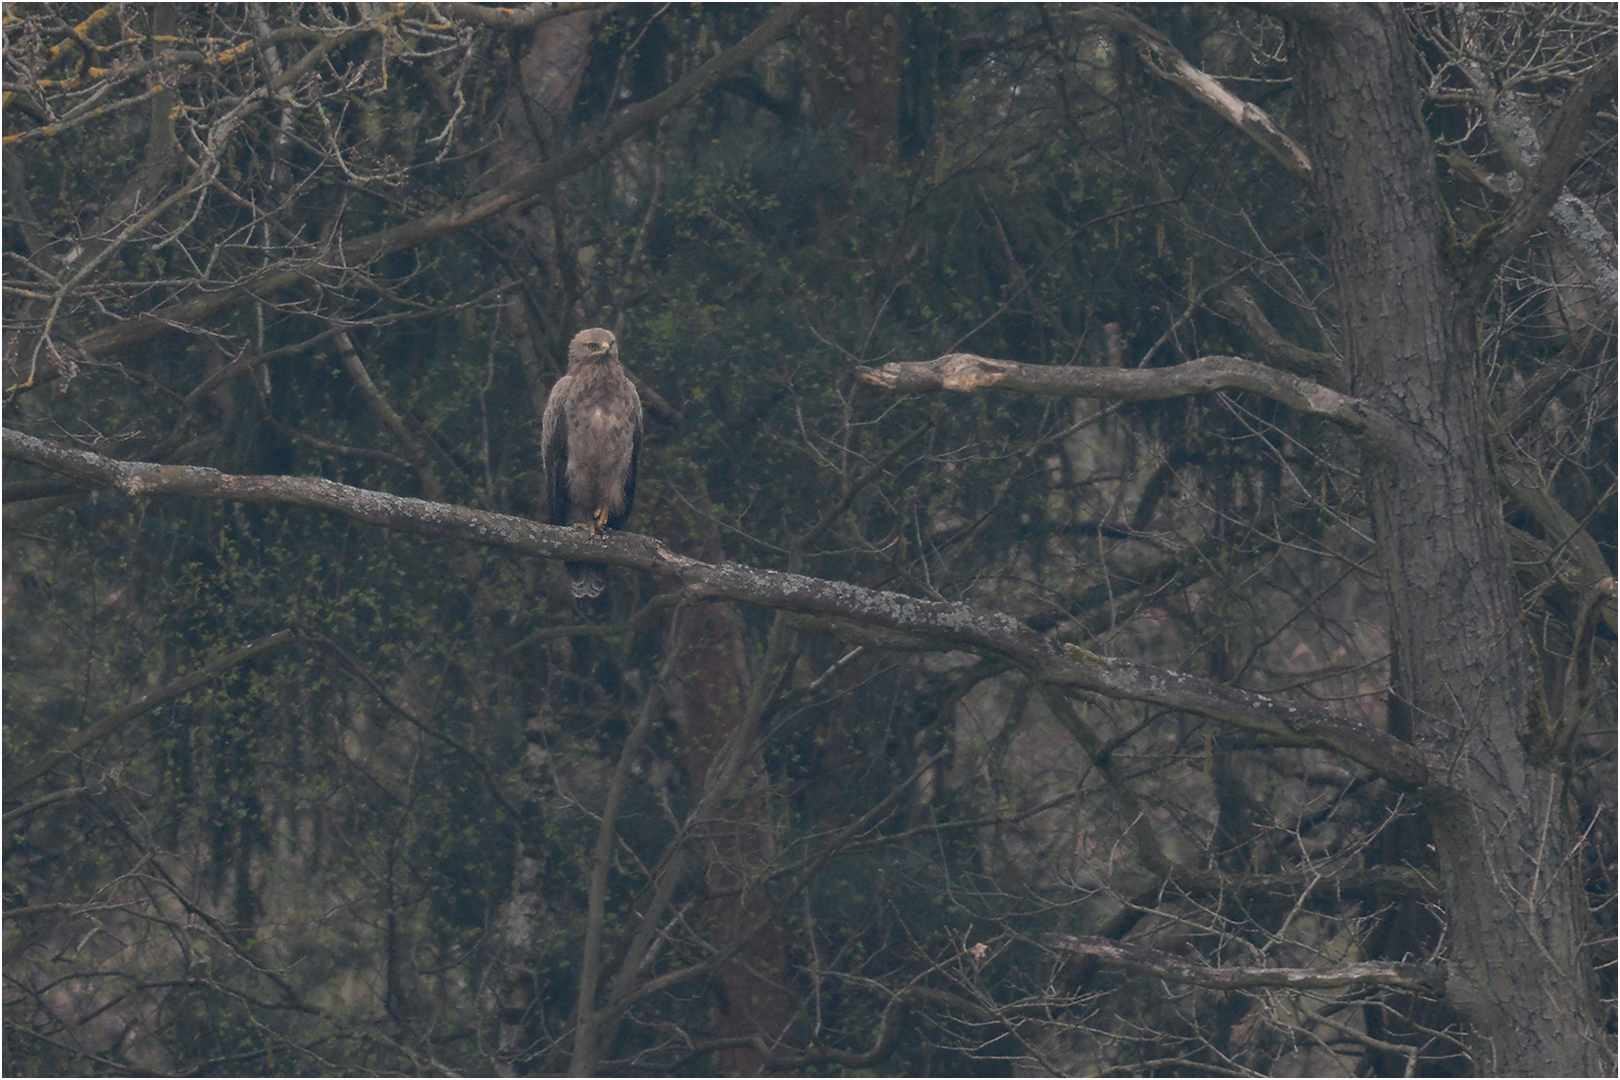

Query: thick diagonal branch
<box><xmin>3</xmin><ymin>428</ymin><xmax>1428</xmax><ymax>786</ymax></box>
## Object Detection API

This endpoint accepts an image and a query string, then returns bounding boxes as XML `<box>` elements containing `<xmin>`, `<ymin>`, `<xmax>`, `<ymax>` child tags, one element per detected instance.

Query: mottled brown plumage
<box><xmin>541</xmin><ymin>328</ymin><xmax>643</xmax><ymax>599</ymax></box>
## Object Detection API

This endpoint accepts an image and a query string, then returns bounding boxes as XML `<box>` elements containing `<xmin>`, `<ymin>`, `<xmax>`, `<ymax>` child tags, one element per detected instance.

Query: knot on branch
<box><xmin>1063</xmin><ymin>642</ymin><xmax>1117</xmax><ymax>668</ymax></box>
<box><xmin>857</xmin><ymin>353</ymin><xmax>1014</xmax><ymax>393</ymax></box>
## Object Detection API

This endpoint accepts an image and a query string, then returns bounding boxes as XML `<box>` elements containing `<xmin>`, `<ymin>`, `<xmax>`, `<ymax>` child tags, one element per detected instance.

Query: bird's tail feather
<box><xmin>566</xmin><ymin>562</ymin><xmax>607</xmax><ymax>600</ymax></box>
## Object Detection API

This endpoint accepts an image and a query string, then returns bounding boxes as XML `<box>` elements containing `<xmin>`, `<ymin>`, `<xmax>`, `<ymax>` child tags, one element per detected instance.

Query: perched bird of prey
<box><xmin>541</xmin><ymin>328</ymin><xmax>643</xmax><ymax>600</ymax></box>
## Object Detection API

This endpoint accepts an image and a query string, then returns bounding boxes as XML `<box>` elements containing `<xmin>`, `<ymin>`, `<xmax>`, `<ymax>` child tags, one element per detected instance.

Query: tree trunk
<box><xmin>664</xmin><ymin>600</ymin><xmax>796</xmax><ymax>1077</ymax></box>
<box><xmin>1290</xmin><ymin>7</ymin><xmax>1608</xmax><ymax>1075</ymax></box>
<box><xmin>802</xmin><ymin>5</ymin><xmax>902</xmax><ymax>168</ymax></box>
<box><xmin>653</xmin><ymin>466</ymin><xmax>796</xmax><ymax>1077</ymax></box>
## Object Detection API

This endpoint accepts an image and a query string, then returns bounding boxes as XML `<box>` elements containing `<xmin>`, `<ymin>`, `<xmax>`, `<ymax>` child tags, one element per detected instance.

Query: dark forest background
<box><xmin>3</xmin><ymin>4</ymin><xmax>1615</xmax><ymax>1076</ymax></box>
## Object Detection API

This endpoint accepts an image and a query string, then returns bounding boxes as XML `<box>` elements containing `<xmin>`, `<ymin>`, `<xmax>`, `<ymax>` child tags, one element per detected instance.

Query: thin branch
<box><xmin>2</xmin><ymin>785</ymin><xmax>92</xmax><ymax>824</ymax></box>
<box><xmin>570</xmin><ymin>666</ymin><xmax>667</xmax><ymax>1077</ymax></box>
<box><xmin>1493</xmin><ymin>456</ymin><xmax>1618</xmax><ymax>633</ymax></box>
<box><xmin>10</xmin><ymin>630</ymin><xmax>299</xmax><ymax>789</ymax></box>
<box><xmin>181</xmin><ymin>326</ymin><xmax>348</xmax><ymax>409</ymax></box>
<box><xmin>1037</xmin><ymin>684</ymin><xmax>1174</xmax><ymax>878</ymax></box>
<box><xmin>333</xmin><ymin>328</ymin><xmax>442</xmax><ymax>499</ymax></box>
<box><xmin>312</xmin><ymin>632</ymin><xmax>523</xmax><ymax>823</ymax></box>
<box><xmin>1042</xmin><ymin>933</ymin><xmax>1449</xmax><ymax>994</ymax></box>
<box><xmin>1213</xmin><ymin>285</ymin><xmax>1345</xmax><ymax>389</ymax></box>
<box><xmin>442</xmin><ymin>2</ymin><xmax>614</xmax><ymax>30</ymax></box>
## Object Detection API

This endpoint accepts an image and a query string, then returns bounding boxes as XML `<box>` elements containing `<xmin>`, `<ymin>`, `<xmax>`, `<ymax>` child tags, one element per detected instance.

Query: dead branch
<box><xmin>1078</xmin><ymin>5</ymin><xmax>1313</xmax><ymax>180</ymax></box>
<box><xmin>855</xmin><ymin>352</ymin><xmax>1376</xmax><ymax>435</ymax></box>
<box><xmin>1042</xmin><ymin>933</ymin><xmax>1449</xmax><ymax>994</ymax></box>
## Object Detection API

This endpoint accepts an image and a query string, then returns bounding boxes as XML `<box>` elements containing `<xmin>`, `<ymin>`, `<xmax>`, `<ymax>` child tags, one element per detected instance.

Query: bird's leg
<box><xmin>593</xmin><ymin>505</ymin><xmax>610</xmax><ymax>533</ymax></box>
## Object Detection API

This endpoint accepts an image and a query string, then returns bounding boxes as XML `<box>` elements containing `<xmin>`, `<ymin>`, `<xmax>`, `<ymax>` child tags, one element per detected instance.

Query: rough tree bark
<box><xmin>1288</xmin><ymin>8</ymin><xmax>1606</xmax><ymax>1075</ymax></box>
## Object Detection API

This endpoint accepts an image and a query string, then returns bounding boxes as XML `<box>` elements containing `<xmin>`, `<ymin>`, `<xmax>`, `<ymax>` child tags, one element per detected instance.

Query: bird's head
<box><xmin>568</xmin><ymin>328</ymin><xmax>618</xmax><ymax>367</ymax></box>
